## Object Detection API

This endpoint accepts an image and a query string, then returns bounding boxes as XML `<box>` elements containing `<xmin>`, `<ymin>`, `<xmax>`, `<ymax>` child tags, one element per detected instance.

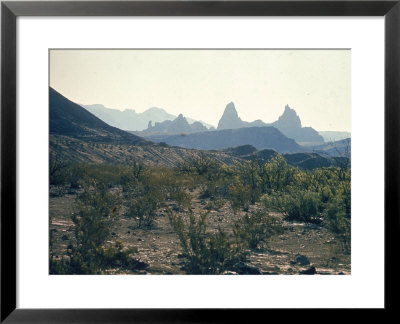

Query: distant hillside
<box><xmin>145</xmin><ymin>126</ymin><xmax>303</xmax><ymax>153</ymax></box>
<box><xmin>221</xmin><ymin>145</ymin><xmax>349</xmax><ymax>170</ymax></box>
<box><xmin>318</xmin><ymin>131</ymin><xmax>351</xmax><ymax>142</ymax></box>
<box><xmin>216</xmin><ymin>102</ymin><xmax>324</xmax><ymax>144</ymax></box>
<box><xmin>307</xmin><ymin>138</ymin><xmax>351</xmax><ymax>157</ymax></box>
<box><xmin>282</xmin><ymin>153</ymin><xmax>346</xmax><ymax>170</ymax></box>
<box><xmin>141</xmin><ymin>114</ymin><xmax>208</xmax><ymax>134</ymax></box>
<box><xmin>221</xmin><ymin>144</ymin><xmax>259</xmax><ymax>157</ymax></box>
<box><xmin>82</xmin><ymin>104</ymin><xmax>176</xmax><ymax>131</ymax></box>
<box><xmin>82</xmin><ymin>104</ymin><xmax>212</xmax><ymax>131</ymax></box>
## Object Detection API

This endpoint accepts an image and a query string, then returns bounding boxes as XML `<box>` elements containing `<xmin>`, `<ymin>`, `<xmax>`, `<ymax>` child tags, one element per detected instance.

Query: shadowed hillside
<box><xmin>50</xmin><ymin>88</ymin><xmax>148</xmax><ymax>145</ymax></box>
<box><xmin>220</xmin><ymin>145</ymin><xmax>349</xmax><ymax>170</ymax></box>
<box><xmin>146</xmin><ymin>126</ymin><xmax>303</xmax><ymax>153</ymax></box>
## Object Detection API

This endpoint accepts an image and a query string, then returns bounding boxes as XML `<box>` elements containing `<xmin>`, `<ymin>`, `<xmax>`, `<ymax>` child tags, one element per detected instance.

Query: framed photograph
<box><xmin>1</xmin><ymin>0</ymin><xmax>399</xmax><ymax>322</ymax></box>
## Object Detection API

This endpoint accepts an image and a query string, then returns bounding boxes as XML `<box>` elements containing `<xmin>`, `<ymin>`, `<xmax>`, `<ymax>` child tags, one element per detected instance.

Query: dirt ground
<box><xmin>49</xmin><ymin>186</ymin><xmax>351</xmax><ymax>275</ymax></box>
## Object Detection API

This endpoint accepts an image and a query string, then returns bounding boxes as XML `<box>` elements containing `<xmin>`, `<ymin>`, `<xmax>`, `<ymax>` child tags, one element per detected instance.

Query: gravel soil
<box><xmin>49</xmin><ymin>186</ymin><xmax>350</xmax><ymax>275</ymax></box>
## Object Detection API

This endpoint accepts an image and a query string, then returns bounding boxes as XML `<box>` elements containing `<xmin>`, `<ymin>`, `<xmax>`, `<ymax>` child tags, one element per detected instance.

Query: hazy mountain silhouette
<box><xmin>271</xmin><ymin>105</ymin><xmax>324</xmax><ymax>143</ymax></box>
<box><xmin>146</xmin><ymin>126</ymin><xmax>303</xmax><ymax>153</ymax></box>
<box><xmin>216</xmin><ymin>102</ymin><xmax>324</xmax><ymax>144</ymax></box>
<box><xmin>83</xmin><ymin>104</ymin><xmax>212</xmax><ymax>131</ymax></box>
<box><xmin>217</xmin><ymin>102</ymin><xmax>267</xmax><ymax>130</ymax></box>
<box><xmin>142</xmin><ymin>114</ymin><xmax>208</xmax><ymax>134</ymax></box>
<box><xmin>318</xmin><ymin>131</ymin><xmax>351</xmax><ymax>142</ymax></box>
<box><xmin>307</xmin><ymin>138</ymin><xmax>351</xmax><ymax>157</ymax></box>
<box><xmin>49</xmin><ymin>87</ymin><xmax>236</xmax><ymax>166</ymax></box>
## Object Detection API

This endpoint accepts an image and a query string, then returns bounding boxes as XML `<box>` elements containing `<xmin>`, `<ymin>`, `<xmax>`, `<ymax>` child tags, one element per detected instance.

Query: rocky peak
<box><xmin>276</xmin><ymin>104</ymin><xmax>302</xmax><ymax>129</ymax></box>
<box><xmin>223</xmin><ymin>102</ymin><xmax>239</xmax><ymax>118</ymax></box>
<box><xmin>271</xmin><ymin>105</ymin><xmax>324</xmax><ymax>143</ymax></box>
<box><xmin>217</xmin><ymin>102</ymin><xmax>244</xmax><ymax>130</ymax></box>
<box><xmin>173</xmin><ymin>113</ymin><xmax>189</xmax><ymax>125</ymax></box>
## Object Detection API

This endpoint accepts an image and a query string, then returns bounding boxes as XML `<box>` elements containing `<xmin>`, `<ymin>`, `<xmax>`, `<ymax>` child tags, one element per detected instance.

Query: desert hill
<box><xmin>220</xmin><ymin>145</ymin><xmax>349</xmax><ymax>170</ymax></box>
<box><xmin>306</xmin><ymin>138</ymin><xmax>351</xmax><ymax>157</ymax></box>
<box><xmin>50</xmin><ymin>88</ymin><xmax>148</xmax><ymax>145</ymax></box>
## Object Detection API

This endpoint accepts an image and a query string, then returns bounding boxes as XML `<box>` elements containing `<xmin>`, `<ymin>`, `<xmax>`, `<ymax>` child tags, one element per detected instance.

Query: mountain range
<box><xmin>142</xmin><ymin>114</ymin><xmax>209</xmax><ymax>134</ymax></box>
<box><xmin>50</xmin><ymin>88</ymin><xmax>235</xmax><ymax>166</ymax></box>
<box><xmin>82</xmin><ymin>104</ymin><xmax>212</xmax><ymax>131</ymax></box>
<box><xmin>138</xmin><ymin>102</ymin><xmax>325</xmax><ymax>145</ymax></box>
<box><xmin>50</xmin><ymin>87</ymin><xmax>349</xmax><ymax>168</ymax></box>
<box><xmin>84</xmin><ymin>99</ymin><xmax>349</xmax><ymax>145</ymax></box>
<box><xmin>217</xmin><ymin>103</ymin><xmax>324</xmax><ymax>144</ymax></box>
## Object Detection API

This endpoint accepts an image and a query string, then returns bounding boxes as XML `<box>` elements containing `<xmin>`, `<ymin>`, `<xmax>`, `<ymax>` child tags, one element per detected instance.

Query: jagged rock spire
<box><xmin>276</xmin><ymin>104</ymin><xmax>302</xmax><ymax>129</ymax></box>
<box><xmin>217</xmin><ymin>102</ymin><xmax>243</xmax><ymax>130</ymax></box>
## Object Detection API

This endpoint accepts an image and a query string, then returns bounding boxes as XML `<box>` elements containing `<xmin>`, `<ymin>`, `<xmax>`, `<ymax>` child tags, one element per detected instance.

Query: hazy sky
<box><xmin>50</xmin><ymin>49</ymin><xmax>350</xmax><ymax>131</ymax></box>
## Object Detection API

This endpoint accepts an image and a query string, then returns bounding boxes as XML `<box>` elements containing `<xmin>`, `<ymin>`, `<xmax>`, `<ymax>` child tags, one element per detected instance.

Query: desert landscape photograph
<box><xmin>49</xmin><ymin>49</ymin><xmax>351</xmax><ymax>275</ymax></box>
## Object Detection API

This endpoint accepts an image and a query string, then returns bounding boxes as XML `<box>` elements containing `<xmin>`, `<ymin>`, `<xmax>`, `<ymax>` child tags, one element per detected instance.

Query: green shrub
<box><xmin>234</xmin><ymin>211</ymin><xmax>284</xmax><ymax>249</ymax></box>
<box><xmin>50</xmin><ymin>181</ymin><xmax>146</xmax><ymax>274</ymax></box>
<box><xmin>229</xmin><ymin>179</ymin><xmax>252</xmax><ymax>212</ymax></box>
<box><xmin>168</xmin><ymin>210</ymin><xmax>246</xmax><ymax>274</ymax></box>
<box><xmin>127</xmin><ymin>193</ymin><xmax>161</xmax><ymax>228</ymax></box>
<box><xmin>204</xmin><ymin>198</ymin><xmax>225</xmax><ymax>211</ymax></box>
<box><xmin>50</xmin><ymin>240</ymin><xmax>140</xmax><ymax>274</ymax></box>
<box><xmin>49</xmin><ymin>153</ymin><xmax>68</xmax><ymax>185</ymax></box>
<box><xmin>179</xmin><ymin>154</ymin><xmax>221</xmax><ymax>180</ymax></box>
<box><xmin>170</xmin><ymin>190</ymin><xmax>192</xmax><ymax>211</ymax></box>
<box><xmin>120</xmin><ymin>163</ymin><xmax>144</xmax><ymax>190</ymax></box>
<box><xmin>49</xmin><ymin>256</ymin><xmax>73</xmax><ymax>274</ymax></box>
<box><xmin>65</xmin><ymin>164</ymin><xmax>87</xmax><ymax>189</ymax></box>
<box><xmin>94</xmin><ymin>239</ymin><xmax>139</xmax><ymax>270</ymax></box>
<box><xmin>324</xmin><ymin>181</ymin><xmax>351</xmax><ymax>253</ymax></box>
<box><xmin>70</xmin><ymin>182</ymin><xmax>120</xmax><ymax>273</ymax></box>
<box><xmin>261</xmin><ymin>155</ymin><xmax>295</xmax><ymax>194</ymax></box>
<box><xmin>235</xmin><ymin>161</ymin><xmax>263</xmax><ymax>203</ymax></box>
<box><xmin>263</xmin><ymin>190</ymin><xmax>322</xmax><ymax>223</ymax></box>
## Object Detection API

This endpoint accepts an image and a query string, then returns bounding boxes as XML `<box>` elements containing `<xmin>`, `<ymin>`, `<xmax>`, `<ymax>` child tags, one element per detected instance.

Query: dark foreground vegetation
<box><xmin>49</xmin><ymin>153</ymin><xmax>350</xmax><ymax>275</ymax></box>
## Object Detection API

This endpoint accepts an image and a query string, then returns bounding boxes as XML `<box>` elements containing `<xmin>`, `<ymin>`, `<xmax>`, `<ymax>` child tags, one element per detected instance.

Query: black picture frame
<box><xmin>1</xmin><ymin>0</ymin><xmax>399</xmax><ymax>322</ymax></box>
